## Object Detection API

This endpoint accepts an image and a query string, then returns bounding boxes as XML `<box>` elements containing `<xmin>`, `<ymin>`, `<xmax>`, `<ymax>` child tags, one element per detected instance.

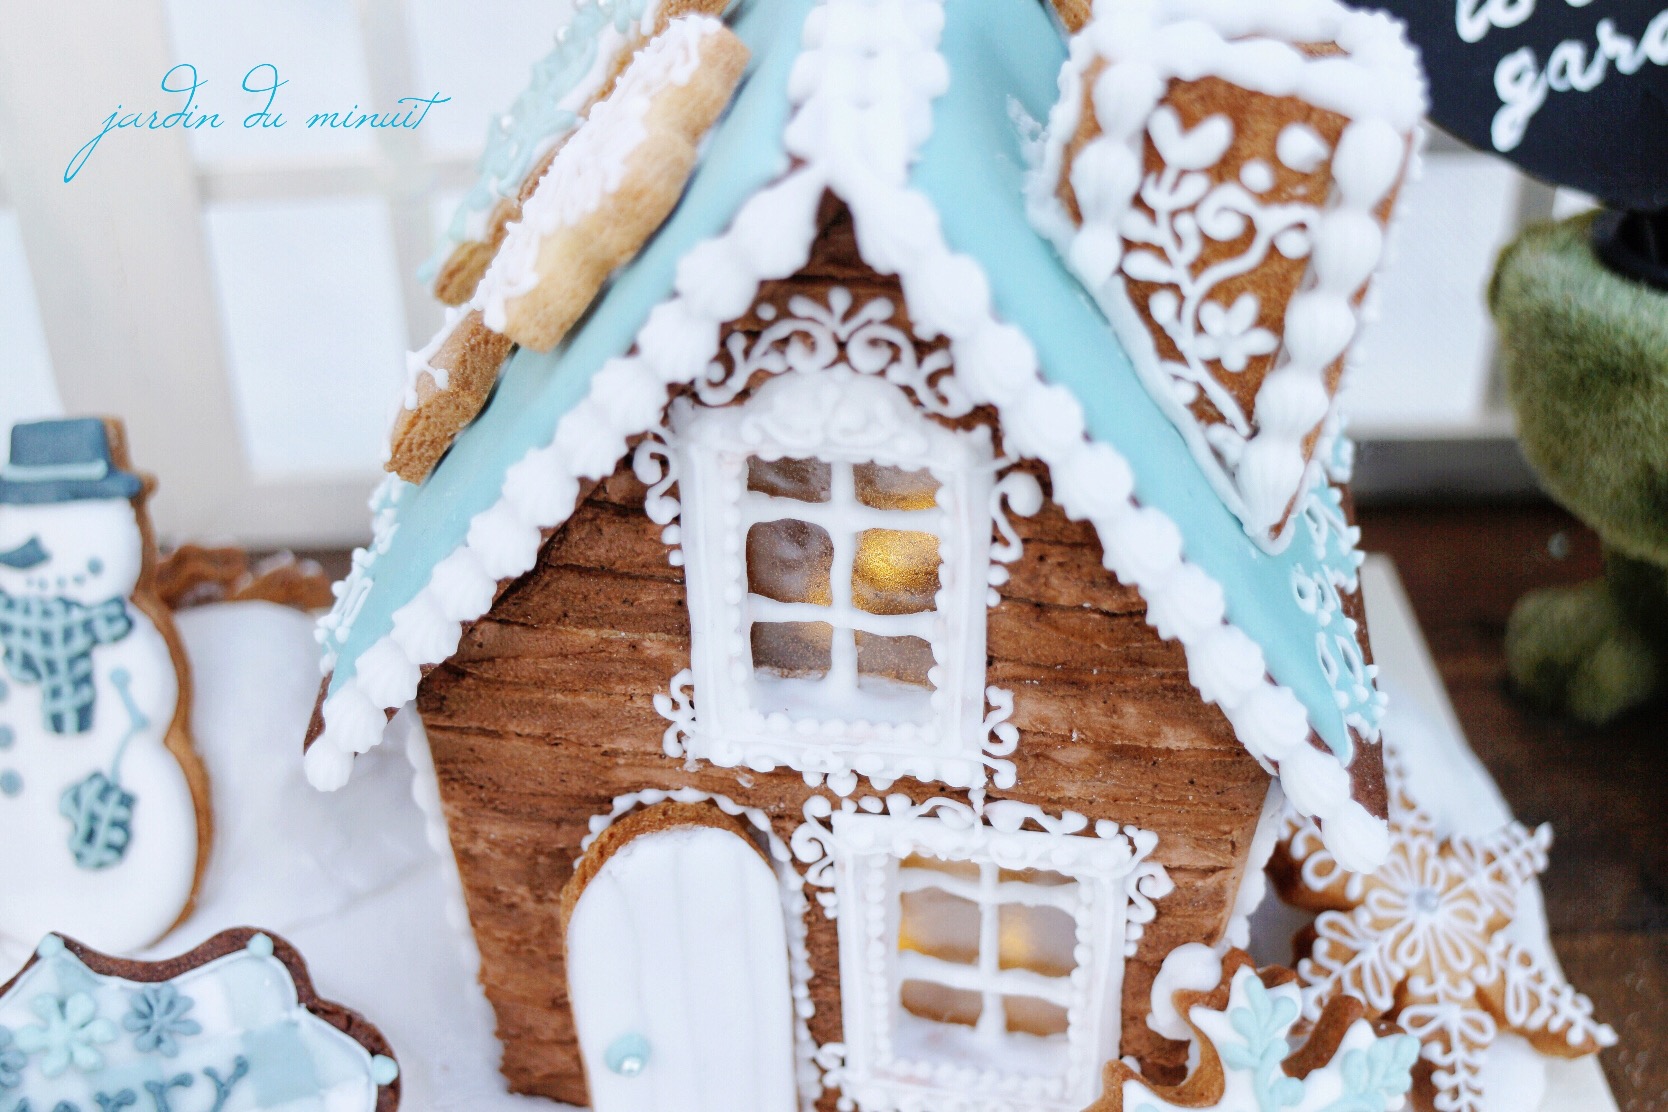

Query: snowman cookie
<box><xmin>0</xmin><ymin>418</ymin><xmax>210</xmax><ymax>954</ymax></box>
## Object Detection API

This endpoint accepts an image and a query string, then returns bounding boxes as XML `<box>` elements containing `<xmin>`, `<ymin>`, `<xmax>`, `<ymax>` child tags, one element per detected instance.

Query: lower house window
<box><xmin>817</xmin><ymin>805</ymin><xmax>1165</xmax><ymax>1111</ymax></box>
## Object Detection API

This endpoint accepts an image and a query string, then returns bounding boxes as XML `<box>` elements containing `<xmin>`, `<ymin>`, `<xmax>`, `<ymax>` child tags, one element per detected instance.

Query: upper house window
<box><xmin>670</xmin><ymin>367</ymin><xmax>997</xmax><ymax>788</ymax></box>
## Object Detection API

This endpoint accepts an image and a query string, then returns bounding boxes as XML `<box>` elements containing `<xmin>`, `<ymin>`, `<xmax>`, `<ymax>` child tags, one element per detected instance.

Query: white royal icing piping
<box><xmin>310</xmin><ymin>0</ymin><xmax>1390</xmax><ymax>873</ymax></box>
<box><xmin>1027</xmin><ymin>0</ymin><xmax>1425</xmax><ymax>551</ymax></box>
<box><xmin>789</xmin><ymin>791</ymin><xmax>1172</xmax><ymax>1108</ymax></box>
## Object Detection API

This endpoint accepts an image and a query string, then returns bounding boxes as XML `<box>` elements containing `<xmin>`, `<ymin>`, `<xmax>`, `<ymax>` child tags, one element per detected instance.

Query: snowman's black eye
<box><xmin>88</xmin><ymin>557</ymin><xmax>104</xmax><ymax>575</ymax></box>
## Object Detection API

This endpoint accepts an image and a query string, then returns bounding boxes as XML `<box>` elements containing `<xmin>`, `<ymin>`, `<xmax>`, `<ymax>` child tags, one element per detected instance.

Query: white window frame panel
<box><xmin>672</xmin><ymin>368</ymin><xmax>997</xmax><ymax>789</ymax></box>
<box><xmin>815</xmin><ymin>803</ymin><xmax>1162</xmax><ymax>1112</ymax></box>
<box><xmin>0</xmin><ymin>0</ymin><xmax>475</xmax><ymax>547</ymax></box>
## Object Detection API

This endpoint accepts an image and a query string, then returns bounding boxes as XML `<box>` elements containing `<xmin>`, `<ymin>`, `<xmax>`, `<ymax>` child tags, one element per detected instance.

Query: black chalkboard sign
<box><xmin>1363</xmin><ymin>1</ymin><xmax>1668</xmax><ymax>213</ymax></box>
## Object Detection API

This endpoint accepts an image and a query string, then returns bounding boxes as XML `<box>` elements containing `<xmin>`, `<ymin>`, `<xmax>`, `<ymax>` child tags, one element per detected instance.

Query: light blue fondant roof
<box><xmin>329</xmin><ymin>0</ymin><xmax>1377</xmax><ymax>764</ymax></box>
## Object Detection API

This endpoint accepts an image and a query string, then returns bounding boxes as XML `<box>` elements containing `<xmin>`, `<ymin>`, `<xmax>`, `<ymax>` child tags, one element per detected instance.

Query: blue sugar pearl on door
<box><xmin>605</xmin><ymin>1032</ymin><xmax>651</xmax><ymax>1077</ymax></box>
<box><xmin>0</xmin><ymin>725</ymin><xmax>13</xmax><ymax>749</ymax></box>
<box><xmin>0</xmin><ymin>770</ymin><xmax>20</xmax><ymax>797</ymax></box>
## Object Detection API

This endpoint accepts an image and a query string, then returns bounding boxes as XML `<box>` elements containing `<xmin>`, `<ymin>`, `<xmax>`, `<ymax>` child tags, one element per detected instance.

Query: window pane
<box><xmin>902</xmin><ymin>854</ymin><xmax>979</xmax><ymax>882</ymax></box>
<box><xmin>747</xmin><ymin>519</ymin><xmax>833</xmax><ymax>605</ymax></box>
<box><xmin>999</xmin><ymin>903</ymin><xmax>1078</xmax><ymax>977</ymax></box>
<box><xmin>203</xmin><ymin>196</ymin><xmax>406</xmax><ymax>477</ymax></box>
<box><xmin>853</xmin><ymin>529</ymin><xmax>939</xmax><ymax>615</ymax></box>
<box><xmin>855</xmin><ymin>462</ymin><xmax>939</xmax><ymax>510</ymax></box>
<box><xmin>750</xmin><ymin>621</ymin><xmax>831</xmax><ymax>680</ymax></box>
<box><xmin>747</xmin><ymin>456</ymin><xmax>831</xmax><ymax>503</ymax></box>
<box><xmin>899</xmin><ymin>886</ymin><xmax>979</xmax><ymax>965</ymax></box>
<box><xmin>900</xmin><ymin>981</ymin><xmax>982</xmax><ymax>1029</ymax></box>
<box><xmin>1003</xmin><ymin>995</ymin><xmax>1070</xmax><ymax>1038</ymax></box>
<box><xmin>998</xmin><ymin>867</ymin><xmax>1074</xmax><ymax>888</ymax></box>
<box><xmin>856</xmin><ymin>632</ymin><xmax>935</xmax><ymax>688</ymax></box>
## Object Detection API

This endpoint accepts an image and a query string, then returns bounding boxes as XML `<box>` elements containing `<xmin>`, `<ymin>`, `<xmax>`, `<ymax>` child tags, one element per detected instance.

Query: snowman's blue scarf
<box><xmin>0</xmin><ymin>588</ymin><xmax>133</xmax><ymax>734</ymax></box>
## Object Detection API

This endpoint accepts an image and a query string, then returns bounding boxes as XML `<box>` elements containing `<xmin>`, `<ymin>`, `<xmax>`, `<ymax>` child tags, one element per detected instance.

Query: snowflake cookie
<box><xmin>1270</xmin><ymin>769</ymin><xmax>1617</xmax><ymax>1112</ymax></box>
<box><xmin>0</xmin><ymin>930</ymin><xmax>400</xmax><ymax>1111</ymax></box>
<box><xmin>1089</xmin><ymin>945</ymin><xmax>1419</xmax><ymax>1111</ymax></box>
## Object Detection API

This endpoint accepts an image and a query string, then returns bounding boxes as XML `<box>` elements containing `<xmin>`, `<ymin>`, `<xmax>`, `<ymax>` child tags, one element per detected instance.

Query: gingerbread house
<box><xmin>303</xmin><ymin>0</ymin><xmax>1424</xmax><ymax>1108</ymax></box>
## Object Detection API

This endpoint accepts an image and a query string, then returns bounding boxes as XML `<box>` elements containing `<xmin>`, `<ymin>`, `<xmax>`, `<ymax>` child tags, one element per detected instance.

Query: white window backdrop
<box><xmin>0</xmin><ymin>0</ymin><xmax>1592</xmax><ymax>548</ymax></box>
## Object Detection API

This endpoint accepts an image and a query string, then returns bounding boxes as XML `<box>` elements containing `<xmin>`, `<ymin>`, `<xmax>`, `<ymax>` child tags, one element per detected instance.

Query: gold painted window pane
<box><xmin>901</xmin><ymin>981</ymin><xmax>982</xmax><ymax>1029</ymax></box>
<box><xmin>747</xmin><ymin>456</ymin><xmax>831</xmax><ymax>503</ymax></box>
<box><xmin>998</xmin><ymin>903</ymin><xmax>1078</xmax><ymax>978</ymax></box>
<box><xmin>1003</xmin><ymin>995</ymin><xmax>1070</xmax><ymax>1038</ymax></box>
<box><xmin>855</xmin><ymin>632</ymin><xmax>935</xmax><ymax>688</ymax></box>
<box><xmin>747</xmin><ymin>519</ymin><xmax>833</xmax><ymax>605</ymax></box>
<box><xmin>855</xmin><ymin>462</ymin><xmax>939</xmax><ymax>510</ymax></box>
<box><xmin>899</xmin><ymin>886</ymin><xmax>980</xmax><ymax>966</ymax></box>
<box><xmin>852</xmin><ymin>529</ymin><xmax>940</xmax><ymax>615</ymax></box>
<box><xmin>751</xmin><ymin>621</ymin><xmax>832</xmax><ymax>679</ymax></box>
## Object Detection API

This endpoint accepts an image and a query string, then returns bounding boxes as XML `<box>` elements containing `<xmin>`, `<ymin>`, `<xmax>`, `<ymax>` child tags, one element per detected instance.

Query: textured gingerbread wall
<box><xmin>415</xmin><ymin>209</ymin><xmax>1270</xmax><ymax>1104</ymax></box>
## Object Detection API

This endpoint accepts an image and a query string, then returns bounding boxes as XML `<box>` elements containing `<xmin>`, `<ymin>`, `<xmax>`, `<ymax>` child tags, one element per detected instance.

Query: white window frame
<box><xmin>671</xmin><ymin>367</ymin><xmax>997</xmax><ymax>789</ymax></box>
<box><xmin>818</xmin><ymin>805</ymin><xmax>1158</xmax><ymax>1112</ymax></box>
<box><xmin>0</xmin><ymin>0</ymin><xmax>476</xmax><ymax>546</ymax></box>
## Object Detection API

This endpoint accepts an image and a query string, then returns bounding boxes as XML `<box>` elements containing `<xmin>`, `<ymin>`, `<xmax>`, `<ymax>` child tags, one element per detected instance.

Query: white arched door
<box><xmin>566</xmin><ymin>819</ymin><xmax>798</xmax><ymax>1112</ymax></box>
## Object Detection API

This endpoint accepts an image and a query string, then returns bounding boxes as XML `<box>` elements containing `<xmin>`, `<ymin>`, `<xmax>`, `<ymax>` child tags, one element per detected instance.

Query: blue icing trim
<box><xmin>369</xmin><ymin>1054</ymin><xmax>398</xmax><ymax>1086</ymax></box>
<box><xmin>33</xmin><ymin>938</ymin><xmax>65</xmax><ymax>960</ymax></box>
<box><xmin>328</xmin><ymin>0</ymin><xmax>808</xmax><ymax>699</ymax></box>
<box><xmin>244</xmin><ymin>934</ymin><xmax>274</xmax><ymax>959</ymax></box>
<box><xmin>1</xmin><ymin>939</ymin><xmax>392</xmax><ymax>1111</ymax></box>
<box><xmin>913</xmin><ymin>0</ymin><xmax>1373</xmax><ymax>759</ymax></box>
<box><xmin>0</xmin><ymin>771</ymin><xmax>19</xmax><ymax>798</ymax></box>
<box><xmin>420</xmin><ymin>0</ymin><xmax>656</xmax><ymax>281</ymax></box>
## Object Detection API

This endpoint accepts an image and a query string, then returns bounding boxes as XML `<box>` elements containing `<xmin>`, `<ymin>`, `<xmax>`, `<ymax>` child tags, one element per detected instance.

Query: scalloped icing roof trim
<box><xmin>307</xmin><ymin>0</ymin><xmax>1388</xmax><ymax>873</ymax></box>
<box><xmin>1027</xmin><ymin>0</ymin><xmax>1426</xmax><ymax>552</ymax></box>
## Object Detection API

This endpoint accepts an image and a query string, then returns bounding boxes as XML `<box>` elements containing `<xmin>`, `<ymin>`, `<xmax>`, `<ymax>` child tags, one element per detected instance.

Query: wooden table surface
<box><xmin>1360</xmin><ymin>502</ymin><xmax>1666</xmax><ymax>1111</ymax></box>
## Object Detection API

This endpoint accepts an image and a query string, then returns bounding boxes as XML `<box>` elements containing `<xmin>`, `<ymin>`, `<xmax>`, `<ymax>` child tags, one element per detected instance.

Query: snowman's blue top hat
<box><xmin>0</xmin><ymin>418</ymin><xmax>143</xmax><ymax>506</ymax></box>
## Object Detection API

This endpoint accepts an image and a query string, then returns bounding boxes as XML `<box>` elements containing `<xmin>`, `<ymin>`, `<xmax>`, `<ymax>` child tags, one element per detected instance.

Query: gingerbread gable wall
<box><xmin>414</xmin><ymin>207</ymin><xmax>1272</xmax><ymax>1104</ymax></box>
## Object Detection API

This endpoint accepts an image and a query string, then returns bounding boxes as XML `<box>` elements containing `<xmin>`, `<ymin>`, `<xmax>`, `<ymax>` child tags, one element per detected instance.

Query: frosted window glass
<box><xmin>204</xmin><ymin>196</ymin><xmax>405</xmax><ymax>478</ymax></box>
<box><xmin>1342</xmin><ymin>154</ymin><xmax>1522</xmax><ymax>434</ymax></box>
<box><xmin>0</xmin><ymin>210</ymin><xmax>62</xmax><ymax>424</ymax></box>
<box><xmin>161</xmin><ymin>0</ymin><xmax>376</xmax><ymax>163</ymax></box>
<box><xmin>408</xmin><ymin>0</ymin><xmax>573</xmax><ymax>159</ymax></box>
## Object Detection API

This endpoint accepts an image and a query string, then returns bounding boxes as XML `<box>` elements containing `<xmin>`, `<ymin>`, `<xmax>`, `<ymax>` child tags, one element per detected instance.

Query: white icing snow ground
<box><xmin>0</xmin><ymin>559</ymin><xmax>1615</xmax><ymax>1111</ymax></box>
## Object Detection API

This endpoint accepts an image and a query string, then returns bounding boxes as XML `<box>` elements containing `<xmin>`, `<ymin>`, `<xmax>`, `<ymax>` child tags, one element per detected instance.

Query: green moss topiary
<box><xmin>1490</xmin><ymin>213</ymin><xmax>1668</xmax><ymax>723</ymax></box>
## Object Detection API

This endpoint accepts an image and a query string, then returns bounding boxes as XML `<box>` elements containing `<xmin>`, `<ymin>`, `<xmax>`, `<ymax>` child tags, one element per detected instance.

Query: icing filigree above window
<box><xmin>655</xmin><ymin>288</ymin><xmax>1040</xmax><ymax>793</ymax></box>
<box><xmin>697</xmin><ymin>288</ymin><xmax>972</xmax><ymax>418</ymax></box>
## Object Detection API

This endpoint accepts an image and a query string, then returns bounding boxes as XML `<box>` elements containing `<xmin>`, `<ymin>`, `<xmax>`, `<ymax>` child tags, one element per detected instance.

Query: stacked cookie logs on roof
<box><xmin>389</xmin><ymin>1</ymin><xmax>747</xmax><ymax>485</ymax></box>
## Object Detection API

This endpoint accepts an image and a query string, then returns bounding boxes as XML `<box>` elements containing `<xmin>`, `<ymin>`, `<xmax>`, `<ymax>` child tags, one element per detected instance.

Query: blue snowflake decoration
<box><xmin>122</xmin><ymin>985</ymin><xmax>201</xmax><ymax>1058</ymax></box>
<box><xmin>13</xmin><ymin>992</ymin><xmax>116</xmax><ymax>1078</ymax></box>
<box><xmin>0</xmin><ymin>1026</ymin><xmax>25</xmax><ymax>1089</ymax></box>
